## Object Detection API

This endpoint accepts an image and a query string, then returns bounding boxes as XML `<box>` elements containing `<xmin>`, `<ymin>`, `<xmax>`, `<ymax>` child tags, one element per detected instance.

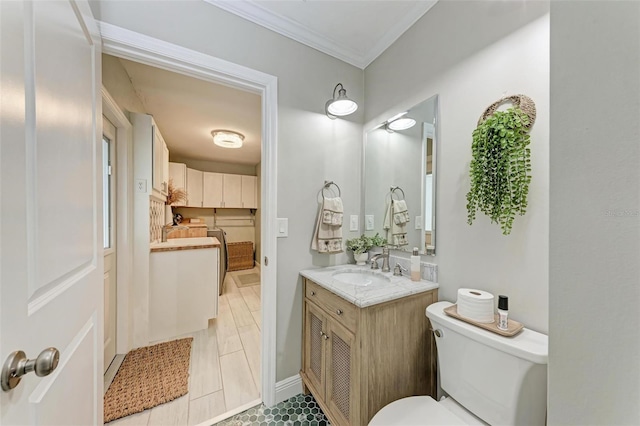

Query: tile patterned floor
<box><xmin>215</xmin><ymin>394</ymin><xmax>330</xmax><ymax>426</ymax></box>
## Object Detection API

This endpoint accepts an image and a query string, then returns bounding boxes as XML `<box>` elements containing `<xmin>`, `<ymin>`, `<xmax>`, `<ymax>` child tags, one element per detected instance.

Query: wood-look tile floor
<box><xmin>105</xmin><ymin>267</ymin><xmax>262</xmax><ymax>426</ymax></box>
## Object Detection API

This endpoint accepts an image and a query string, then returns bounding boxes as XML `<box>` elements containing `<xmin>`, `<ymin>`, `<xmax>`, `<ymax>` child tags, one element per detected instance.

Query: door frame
<box><xmin>98</xmin><ymin>22</ymin><xmax>279</xmax><ymax>406</ymax></box>
<box><xmin>102</xmin><ymin>88</ymin><xmax>134</xmax><ymax>355</ymax></box>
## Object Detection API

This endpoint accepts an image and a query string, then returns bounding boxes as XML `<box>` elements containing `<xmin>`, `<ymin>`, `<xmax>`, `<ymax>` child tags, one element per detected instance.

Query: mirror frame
<box><xmin>361</xmin><ymin>94</ymin><xmax>439</xmax><ymax>256</ymax></box>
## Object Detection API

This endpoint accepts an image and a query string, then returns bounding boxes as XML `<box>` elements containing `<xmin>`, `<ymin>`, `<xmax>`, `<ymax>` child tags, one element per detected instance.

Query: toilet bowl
<box><xmin>368</xmin><ymin>301</ymin><xmax>548</xmax><ymax>426</ymax></box>
<box><xmin>369</xmin><ymin>395</ymin><xmax>487</xmax><ymax>426</ymax></box>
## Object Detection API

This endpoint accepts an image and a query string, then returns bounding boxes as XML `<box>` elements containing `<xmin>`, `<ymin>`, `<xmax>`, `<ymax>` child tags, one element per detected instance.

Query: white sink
<box><xmin>332</xmin><ymin>270</ymin><xmax>390</xmax><ymax>287</ymax></box>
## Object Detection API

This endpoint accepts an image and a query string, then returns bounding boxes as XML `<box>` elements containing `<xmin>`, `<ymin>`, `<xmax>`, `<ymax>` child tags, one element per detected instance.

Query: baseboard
<box><xmin>274</xmin><ymin>374</ymin><xmax>303</xmax><ymax>405</ymax></box>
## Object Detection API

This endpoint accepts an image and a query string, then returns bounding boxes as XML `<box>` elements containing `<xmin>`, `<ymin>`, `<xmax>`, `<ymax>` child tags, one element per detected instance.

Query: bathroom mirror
<box><xmin>362</xmin><ymin>94</ymin><xmax>438</xmax><ymax>255</ymax></box>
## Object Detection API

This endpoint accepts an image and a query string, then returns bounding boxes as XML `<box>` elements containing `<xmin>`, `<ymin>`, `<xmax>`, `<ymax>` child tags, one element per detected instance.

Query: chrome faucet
<box><xmin>370</xmin><ymin>247</ymin><xmax>391</xmax><ymax>272</ymax></box>
<box><xmin>393</xmin><ymin>263</ymin><xmax>408</xmax><ymax>276</ymax></box>
<box><xmin>161</xmin><ymin>225</ymin><xmax>189</xmax><ymax>242</ymax></box>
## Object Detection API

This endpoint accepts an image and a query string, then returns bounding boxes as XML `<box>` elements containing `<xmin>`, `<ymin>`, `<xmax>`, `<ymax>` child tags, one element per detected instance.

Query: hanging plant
<box><xmin>466</xmin><ymin>103</ymin><xmax>533</xmax><ymax>235</ymax></box>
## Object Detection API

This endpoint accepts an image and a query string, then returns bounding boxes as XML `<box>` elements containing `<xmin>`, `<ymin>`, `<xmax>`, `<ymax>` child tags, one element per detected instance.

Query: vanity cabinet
<box><xmin>301</xmin><ymin>278</ymin><xmax>437</xmax><ymax>426</ymax></box>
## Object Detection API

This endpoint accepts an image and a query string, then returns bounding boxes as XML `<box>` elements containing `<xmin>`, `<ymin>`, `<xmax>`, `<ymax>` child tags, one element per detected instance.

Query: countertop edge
<box><xmin>150</xmin><ymin>243</ymin><xmax>220</xmax><ymax>253</ymax></box>
<box><xmin>300</xmin><ymin>266</ymin><xmax>439</xmax><ymax>308</ymax></box>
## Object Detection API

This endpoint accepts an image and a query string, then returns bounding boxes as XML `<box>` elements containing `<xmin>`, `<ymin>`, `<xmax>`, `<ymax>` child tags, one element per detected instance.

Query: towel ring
<box><xmin>322</xmin><ymin>181</ymin><xmax>341</xmax><ymax>199</ymax></box>
<box><xmin>390</xmin><ymin>186</ymin><xmax>405</xmax><ymax>200</ymax></box>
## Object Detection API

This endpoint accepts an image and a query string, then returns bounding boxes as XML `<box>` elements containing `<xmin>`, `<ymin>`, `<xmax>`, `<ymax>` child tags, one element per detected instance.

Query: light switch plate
<box><xmin>415</xmin><ymin>215</ymin><xmax>423</xmax><ymax>230</ymax></box>
<box><xmin>349</xmin><ymin>215</ymin><xmax>359</xmax><ymax>231</ymax></box>
<box><xmin>365</xmin><ymin>215</ymin><xmax>374</xmax><ymax>231</ymax></box>
<box><xmin>136</xmin><ymin>179</ymin><xmax>147</xmax><ymax>193</ymax></box>
<box><xmin>277</xmin><ymin>218</ymin><xmax>288</xmax><ymax>238</ymax></box>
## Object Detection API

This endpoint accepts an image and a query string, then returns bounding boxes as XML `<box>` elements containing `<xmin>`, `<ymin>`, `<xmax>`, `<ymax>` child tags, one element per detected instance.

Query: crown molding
<box><xmin>205</xmin><ymin>0</ymin><xmax>438</xmax><ymax>69</ymax></box>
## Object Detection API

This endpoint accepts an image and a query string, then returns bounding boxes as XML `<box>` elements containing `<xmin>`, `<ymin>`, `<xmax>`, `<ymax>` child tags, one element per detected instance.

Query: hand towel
<box><xmin>321</xmin><ymin>197</ymin><xmax>343</xmax><ymax>226</ymax></box>
<box><xmin>312</xmin><ymin>200</ymin><xmax>343</xmax><ymax>254</ymax></box>
<box><xmin>383</xmin><ymin>199</ymin><xmax>408</xmax><ymax>247</ymax></box>
<box><xmin>392</xmin><ymin>199</ymin><xmax>410</xmax><ymax>225</ymax></box>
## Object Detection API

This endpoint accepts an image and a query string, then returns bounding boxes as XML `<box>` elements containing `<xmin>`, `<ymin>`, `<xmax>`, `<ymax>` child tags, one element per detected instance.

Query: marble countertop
<box><xmin>300</xmin><ymin>264</ymin><xmax>439</xmax><ymax>308</ymax></box>
<box><xmin>150</xmin><ymin>237</ymin><xmax>220</xmax><ymax>253</ymax></box>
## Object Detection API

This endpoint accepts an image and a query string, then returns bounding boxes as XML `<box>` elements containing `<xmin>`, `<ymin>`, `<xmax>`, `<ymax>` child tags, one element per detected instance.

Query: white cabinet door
<box><xmin>0</xmin><ymin>1</ymin><xmax>102</xmax><ymax>424</ymax></box>
<box><xmin>203</xmin><ymin>172</ymin><xmax>224</xmax><ymax>208</ymax></box>
<box><xmin>162</xmin><ymin>141</ymin><xmax>169</xmax><ymax>196</ymax></box>
<box><xmin>223</xmin><ymin>174</ymin><xmax>243</xmax><ymax>208</ymax></box>
<box><xmin>187</xmin><ymin>168</ymin><xmax>203</xmax><ymax>207</ymax></box>
<box><xmin>169</xmin><ymin>162</ymin><xmax>187</xmax><ymax>206</ymax></box>
<box><xmin>241</xmin><ymin>175</ymin><xmax>258</xmax><ymax>209</ymax></box>
<box><xmin>152</xmin><ymin>125</ymin><xmax>164</xmax><ymax>194</ymax></box>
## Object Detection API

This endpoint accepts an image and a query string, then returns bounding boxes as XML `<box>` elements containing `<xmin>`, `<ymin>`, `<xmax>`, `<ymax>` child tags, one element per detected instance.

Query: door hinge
<box><xmin>107</xmin><ymin>164</ymin><xmax>112</xmax><ymax>176</ymax></box>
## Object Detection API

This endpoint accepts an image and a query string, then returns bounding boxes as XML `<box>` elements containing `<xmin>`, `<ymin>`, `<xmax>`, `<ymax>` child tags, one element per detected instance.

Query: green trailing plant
<box><xmin>466</xmin><ymin>107</ymin><xmax>532</xmax><ymax>235</ymax></box>
<box><xmin>346</xmin><ymin>233</ymin><xmax>387</xmax><ymax>255</ymax></box>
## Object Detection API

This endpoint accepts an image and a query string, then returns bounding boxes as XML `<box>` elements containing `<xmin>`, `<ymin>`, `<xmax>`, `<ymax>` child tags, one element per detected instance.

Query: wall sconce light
<box><xmin>211</xmin><ymin>130</ymin><xmax>244</xmax><ymax>148</ymax></box>
<box><xmin>325</xmin><ymin>83</ymin><xmax>358</xmax><ymax>119</ymax></box>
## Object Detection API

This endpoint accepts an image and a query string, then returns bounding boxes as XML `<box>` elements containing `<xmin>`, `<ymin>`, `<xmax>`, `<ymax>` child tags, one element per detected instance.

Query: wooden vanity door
<box><xmin>304</xmin><ymin>301</ymin><xmax>327</xmax><ymax>401</ymax></box>
<box><xmin>325</xmin><ymin>318</ymin><xmax>358</xmax><ymax>426</ymax></box>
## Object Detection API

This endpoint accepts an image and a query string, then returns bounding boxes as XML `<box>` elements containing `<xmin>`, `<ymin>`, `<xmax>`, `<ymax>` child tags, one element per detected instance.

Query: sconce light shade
<box><xmin>211</xmin><ymin>130</ymin><xmax>244</xmax><ymax>149</ymax></box>
<box><xmin>325</xmin><ymin>83</ymin><xmax>358</xmax><ymax>119</ymax></box>
<box><xmin>387</xmin><ymin>117</ymin><xmax>417</xmax><ymax>131</ymax></box>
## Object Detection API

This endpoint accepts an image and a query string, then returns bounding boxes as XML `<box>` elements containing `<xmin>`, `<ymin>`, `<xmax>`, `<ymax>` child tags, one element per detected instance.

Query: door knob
<box><xmin>1</xmin><ymin>348</ymin><xmax>60</xmax><ymax>391</ymax></box>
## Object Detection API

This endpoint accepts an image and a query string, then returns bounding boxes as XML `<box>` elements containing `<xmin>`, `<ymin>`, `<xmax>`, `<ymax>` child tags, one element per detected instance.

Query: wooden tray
<box><xmin>443</xmin><ymin>304</ymin><xmax>524</xmax><ymax>337</ymax></box>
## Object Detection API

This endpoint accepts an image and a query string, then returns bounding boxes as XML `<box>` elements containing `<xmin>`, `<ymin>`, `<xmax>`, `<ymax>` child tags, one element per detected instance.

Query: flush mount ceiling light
<box><xmin>325</xmin><ymin>83</ymin><xmax>358</xmax><ymax>119</ymax></box>
<box><xmin>211</xmin><ymin>130</ymin><xmax>244</xmax><ymax>149</ymax></box>
<box><xmin>387</xmin><ymin>117</ymin><xmax>417</xmax><ymax>132</ymax></box>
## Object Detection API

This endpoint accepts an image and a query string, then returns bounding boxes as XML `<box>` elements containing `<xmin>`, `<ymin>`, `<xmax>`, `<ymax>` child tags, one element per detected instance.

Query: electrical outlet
<box><xmin>365</xmin><ymin>215</ymin><xmax>374</xmax><ymax>231</ymax></box>
<box><xmin>136</xmin><ymin>179</ymin><xmax>147</xmax><ymax>193</ymax></box>
<box><xmin>349</xmin><ymin>215</ymin><xmax>359</xmax><ymax>232</ymax></box>
<box><xmin>415</xmin><ymin>215</ymin><xmax>422</xmax><ymax>230</ymax></box>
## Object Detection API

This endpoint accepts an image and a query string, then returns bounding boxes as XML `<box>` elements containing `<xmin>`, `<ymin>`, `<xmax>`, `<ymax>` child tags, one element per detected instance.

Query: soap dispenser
<box><xmin>410</xmin><ymin>247</ymin><xmax>421</xmax><ymax>281</ymax></box>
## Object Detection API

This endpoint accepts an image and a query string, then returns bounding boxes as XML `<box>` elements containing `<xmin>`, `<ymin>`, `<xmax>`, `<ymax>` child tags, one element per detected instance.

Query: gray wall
<box><xmin>92</xmin><ymin>0</ymin><xmax>364</xmax><ymax>382</ymax></box>
<box><xmin>549</xmin><ymin>1</ymin><xmax>640</xmax><ymax>423</ymax></box>
<box><xmin>365</xmin><ymin>1</ymin><xmax>550</xmax><ymax>333</ymax></box>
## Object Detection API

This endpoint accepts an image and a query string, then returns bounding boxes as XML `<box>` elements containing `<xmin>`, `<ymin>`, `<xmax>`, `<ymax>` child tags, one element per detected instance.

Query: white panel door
<box><xmin>0</xmin><ymin>1</ymin><xmax>103</xmax><ymax>424</ymax></box>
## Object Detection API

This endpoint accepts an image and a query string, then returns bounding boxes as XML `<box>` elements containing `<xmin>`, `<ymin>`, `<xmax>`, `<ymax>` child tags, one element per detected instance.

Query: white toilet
<box><xmin>369</xmin><ymin>301</ymin><xmax>548</xmax><ymax>426</ymax></box>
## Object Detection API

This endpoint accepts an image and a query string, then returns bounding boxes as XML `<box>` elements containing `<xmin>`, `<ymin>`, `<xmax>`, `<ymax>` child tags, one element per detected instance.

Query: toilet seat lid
<box><xmin>368</xmin><ymin>396</ymin><xmax>468</xmax><ymax>426</ymax></box>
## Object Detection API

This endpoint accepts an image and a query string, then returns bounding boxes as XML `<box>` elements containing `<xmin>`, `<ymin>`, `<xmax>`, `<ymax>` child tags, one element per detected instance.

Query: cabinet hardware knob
<box><xmin>322</xmin><ymin>334</ymin><xmax>329</xmax><ymax>340</ymax></box>
<box><xmin>336</xmin><ymin>309</ymin><xmax>343</xmax><ymax>315</ymax></box>
<box><xmin>310</xmin><ymin>291</ymin><xmax>315</xmax><ymax>296</ymax></box>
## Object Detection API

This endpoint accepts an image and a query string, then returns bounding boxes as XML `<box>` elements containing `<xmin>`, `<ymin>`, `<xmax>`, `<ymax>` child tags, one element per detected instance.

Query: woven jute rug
<box><xmin>104</xmin><ymin>338</ymin><xmax>193</xmax><ymax>423</ymax></box>
<box><xmin>232</xmin><ymin>271</ymin><xmax>260</xmax><ymax>288</ymax></box>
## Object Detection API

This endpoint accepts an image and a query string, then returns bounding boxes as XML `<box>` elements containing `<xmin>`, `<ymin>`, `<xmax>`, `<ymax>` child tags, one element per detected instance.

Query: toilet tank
<box><xmin>426</xmin><ymin>302</ymin><xmax>548</xmax><ymax>426</ymax></box>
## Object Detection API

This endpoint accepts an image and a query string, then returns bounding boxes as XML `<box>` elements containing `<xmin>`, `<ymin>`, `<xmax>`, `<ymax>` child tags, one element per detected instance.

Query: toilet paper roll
<box><xmin>456</xmin><ymin>288</ymin><xmax>495</xmax><ymax>323</ymax></box>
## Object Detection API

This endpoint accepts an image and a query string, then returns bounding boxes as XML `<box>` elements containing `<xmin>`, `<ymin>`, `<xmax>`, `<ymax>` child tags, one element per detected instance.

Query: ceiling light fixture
<box><xmin>386</xmin><ymin>117</ymin><xmax>417</xmax><ymax>132</ymax></box>
<box><xmin>211</xmin><ymin>130</ymin><xmax>244</xmax><ymax>149</ymax></box>
<box><xmin>325</xmin><ymin>83</ymin><xmax>358</xmax><ymax>119</ymax></box>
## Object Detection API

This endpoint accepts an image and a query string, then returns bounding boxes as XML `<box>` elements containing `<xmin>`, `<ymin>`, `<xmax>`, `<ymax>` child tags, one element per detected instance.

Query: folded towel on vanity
<box><xmin>321</xmin><ymin>197</ymin><xmax>343</xmax><ymax>226</ymax></box>
<box><xmin>312</xmin><ymin>197</ymin><xmax>344</xmax><ymax>254</ymax></box>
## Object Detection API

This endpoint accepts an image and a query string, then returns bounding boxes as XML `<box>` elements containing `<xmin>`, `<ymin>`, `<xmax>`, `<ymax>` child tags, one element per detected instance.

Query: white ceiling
<box><xmin>206</xmin><ymin>0</ymin><xmax>438</xmax><ymax>69</ymax></box>
<box><xmin>118</xmin><ymin>57</ymin><xmax>262</xmax><ymax>165</ymax></box>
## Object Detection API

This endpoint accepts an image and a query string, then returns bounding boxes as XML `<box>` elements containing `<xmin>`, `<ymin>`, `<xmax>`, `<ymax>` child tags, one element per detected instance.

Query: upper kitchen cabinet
<box><xmin>186</xmin><ymin>168</ymin><xmax>203</xmax><ymax>208</ymax></box>
<box><xmin>132</xmin><ymin>113</ymin><xmax>169</xmax><ymax>199</ymax></box>
<box><xmin>241</xmin><ymin>175</ymin><xmax>257</xmax><ymax>209</ymax></box>
<box><xmin>203</xmin><ymin>172</ymin><xmax>223</xmax><ymax>208</ymax></box>
<box><xmin>222</xmin><ymin>174</ymin><xmax>242</xmax><ymax>208</ymax></box>
<box><xmin>168</xmin><ymin>162</ymin><xmax>187</xmax><ymax>207</ymax></box>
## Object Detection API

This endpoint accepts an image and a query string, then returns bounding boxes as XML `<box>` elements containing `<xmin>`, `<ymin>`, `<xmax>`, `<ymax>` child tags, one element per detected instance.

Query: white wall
<box><xmin>92</xmin><ymin>0</ymin><xmax>364</xmax><ymax>381</ymax></box>
<box><xmin>102</xmin><ymin>54</ymin><xmax>146</xmax><ymax>118</ymax></box>
<box><xmin>364</xmin><ymin>1</ymin><xmax>550</xmax><ymax>333</ymax></box>
<box><xmin>549</xmin><ymin>2</ymin><xmax>640</xmax><ymax>423</ymax></box>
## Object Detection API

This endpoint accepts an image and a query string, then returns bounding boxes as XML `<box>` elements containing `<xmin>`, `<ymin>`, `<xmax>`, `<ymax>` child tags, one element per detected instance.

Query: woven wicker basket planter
<box><xmin>227</xmin><ymin>241</ymin><xmax>254</xmax><ymax>271</ymax></box>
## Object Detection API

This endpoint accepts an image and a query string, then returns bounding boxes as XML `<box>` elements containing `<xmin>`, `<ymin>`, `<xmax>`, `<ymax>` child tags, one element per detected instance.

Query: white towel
<box><xmin>392</xmin><ymin>199</ymin><xmax>410</xmax><ymax>225</ymax></box>
<box><xmin>321</xmin><ymin>197</ymin><xmax>343</xmax><ymax>226</ymax></box>
<box><xmin>312</xmin><ymin>199</ymin><xmax>343</xmax><ymax>253</ymax></box>
<box><xmin>383</xmin><ymin>200</ymin><xmax>408</xmax><ymax>247</ymax></box>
